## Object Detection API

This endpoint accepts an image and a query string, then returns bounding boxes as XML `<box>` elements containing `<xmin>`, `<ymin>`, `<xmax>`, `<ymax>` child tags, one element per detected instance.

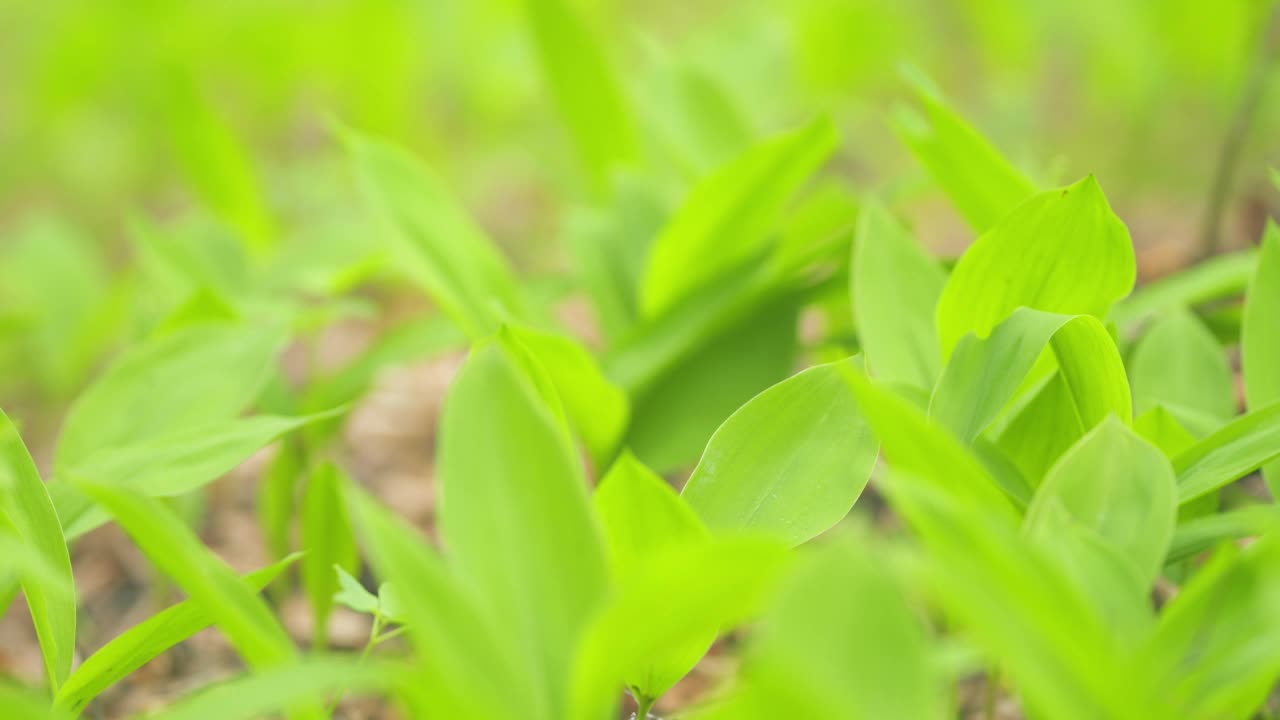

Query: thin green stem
<box><xmin>326</xmin><ymin>613</ymin><xmax>384</xmax><ymax>714</ymax></box>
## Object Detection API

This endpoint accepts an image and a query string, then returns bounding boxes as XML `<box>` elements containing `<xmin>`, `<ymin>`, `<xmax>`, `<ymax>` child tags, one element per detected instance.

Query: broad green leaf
<box><xmin>989</xmin><ymin>372</ymin><xmax>1092</xmax><ymax>487</ymax></box>
<box><xmin>852</xmin><ymin>201</ymin><xmax>945</xmax><ymax>389</ymax></box>
<box><xmin>347</xmin><ymin>132</ymin><xmax>523</xmax><ymax>338</ymax></box>
<box><xmin>1242</xmin><ymin>223</ymin><xmax>1280</xmax><ymax>497</ymax></box>
<box><xmin>1129</xmin><ymin>308</ymin><xmax>1234</xmax><ymax>428</ymax></box>
<box><xmin>930</xmin><ymin>309</ymin><xmax>1131</xmax><ymax>444</ymax></box>
<box><xmin>624</xmin><ymin>296</ymin><xmax>799</xmax><ymax>472</ymax></box>
<box><xmin>526</xmin><ymin>0</ymin><xmax>634</xmax><ymax>192</ymax></box>
<box><xmin>891</xmin><ymin>74</ymin><xmax>1036</xmax><ymax>231</ymax></box>
<box><xmin>1174</xmin><ymin>402</ymin><xmax>1280</xmax><ymax>504</ymax></box>
<box><xmin>771</xmin><ymin>180</ymin><xmax>859</xmax><ymax>277</ymax></box>
<box><xmin>717</xmin><ymin>534</ymin><xmax>945</xmax><ymax>720</ymax></box>
<box><xmin>54</xmin><ymin>322</ymin><xmax>287</xmax><ymax>469</ymax></box>
<box><xmin>1024</xmin><ymin>418</ymin><xmax>1176</xmax><ymax>590</ymax></box>
<box><xmin>641</xmin><ymin>116</ymin><xmax>837</xmax><ymax>317</ymax></box>
<box><xmin>935</xmin><ymin>176</ymin><xmax>1135</xmax><ymax>358</ymax></box>
<box><xmin>1134</xmin><ymin>405</ymin><xmax>1200</xmax><ymax>458</ymax></box>
<box><xmin>0</xmin><ymin>682</ymin><xmax>72</xmax><ymax>720</ymax></box>
<box><xmin>347</xmin><ymin>485</ymin><xmax>524</xmax><ymax>718</ymax></box>
<box><xmin>647</xmin><ymin>61</ymin><xmax>754</xmax><ymax>177</ymax></box>
<box><xmin>0</xmin><ymin>410</ymin><xmax>75</xmax><ymax>691</ymax></box>
<box><xmin>54</xmin><ymin>555</ymin><xmax>300</xmax><ymax>714</ymax></box>
<box><xmin>74</xmin><ymin>482</ymin><xmax>299</xmax><ymax>669</ymax></box>
<box><xmin>1141</xmin><ymin>537</ymin><xmax>1280</xmax><ymax>718</ymax></box>
<box><xmin>841</xmin><ymin>367</ymin><xmax>1017</xmax><ymax>518</ymax></box>
<box><xmin>569</xmin><ymin>536</ymin><xmax>790</xmax><ymax>720</ymax></box>
<box><xmin>683</xmin><ymin>357</ymin><xmax>878</xmax><ymax>546</ymax></box>
<box><xmin>503</xmin><ymin>325</ymin><xmax>629</xmax><ymax>468</ymax></box>
<box><xmin>257</xmin><ymin>439</ymin><xmax>301</xmax><ymax>567</ymax></box>
<box><xmin>1112</xmin><ymin>249</ymin><xmax>1256</xmax><ymax>329</ymax></box>
<box><xmin>142</xmin><ymin>658</ymin><xmax>399</xmax><ymax>720</ymax></box>
<box><xmin>593</xmin><ymin>452</ymin><xmax>711</xmax><ymax>704</ymax></box>
<box><xmin>301</xmin><ymin>463</ymin><xmax>358</xmax><ymax>648</ymax></box>
<box><xmin>437</xmin><ymin>342</ymin><xmax>608</xmax><ymax>719</ymax></box>
<box><xmin>53</xmin><ymin>411</ymin><xmax>339</xmax><ymax>539</ymax></box>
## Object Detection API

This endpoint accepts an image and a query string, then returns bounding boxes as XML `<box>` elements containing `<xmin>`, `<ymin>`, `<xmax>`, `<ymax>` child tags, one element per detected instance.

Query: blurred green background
<box><xmin>1</xmin><ymin>0</ymin><xmax>1277</xmax><ymax>421</ymax></box>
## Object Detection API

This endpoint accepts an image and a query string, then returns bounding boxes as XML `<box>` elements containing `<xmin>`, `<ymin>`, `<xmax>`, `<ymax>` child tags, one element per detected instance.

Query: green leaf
<box><xmin>569</xmin><ymin>536</ymin><xmax>790</xmax><ymax>720</ymax></box>
<box><xmin>0</xmin><ymin>410</ymin><xmax>75</xmax><ymax>691</ymax></box>
<box><xmin>930</xmin><ymin>309</ymin><xmax>1131</xmax><ymax>445</ymax></box>
<box><xmin>257</xmin><ymin>440</ymin><xmax>302</xmax><ymax>566</ymax></box>
<box><xmin>592</xmin><ymin>452</ymin><xmax>710</xmax><ymax>703</ymax></box>
<box><xmin>891</xmin><ymin>74</ymin><xmax>1036</xmax><ymax>231</ymax></box>
<box><xmin>1141</xmin><ymin>537</ymin><xmax>1280</xmax><ymax>718</ymax></box>
<box><xmin>74</xmin><ymin>482</ymin><xmax>299</xmax><ymax>670</ymax></box>
<box><xmin>1242</xmin><ymin>222</ymin><xmax>1280</xmax><ymax>497</ymax></box>
<box><xmin>437</xmin><ymin>342</ymin><xmax>608</xmax><ymax>719</ymax></box>
<box><xmin>1129</xmin><ymin>308</ymin><xmax>1234</xmax><ymax>428</ymax></box>
<box><xmin>525</xmin><ymin>0</ymin><xmax>634</xmax><ymax>192</ymax></box>
<box><xmin>54</xmin><ymin>555</ymin><xmax>300</xmax><ymax>714</ymax></box>
<box><xmin>347</xmin><ymin>131</ymin><xmax>523</xmax><ymax>338</ymax></box>
<box><xmin>503</xmin><ymin>325</ymin><xmax>629</xmax><ymax>468</ymax></box>
<box><xmin>53</xmin><ymin>411</ymin><xmax>340</xmax><ymax>539</ymax></box>
<box><xmin>682</xmin><ymin>356</ymin><xmax>878</xmax><ymax>546</ymax></box>
<box><xmin>1168</xmin><ymin>505</ymin><xmax>1280</xmax><ymax>563</ymax></box>
<box><xmin>347</xmin><ymin>485</ymin><xmax>524</xmax><ymax>718</ymax></box>
<box><xmin>1133</xmin><ymin>406</ymin><xmax>1198</xmax><ymax>457</ymax></box>
<box><xmin>1174</xmin><ymin>402</ymin><xmax>1280</xmax><ymax>504</ymax></box>
<box><xmin>641</xmin><ymin>116</ymin><xmax>838</xmax><ymax>317</ymax></box>
<box><xmin>0</xmin><ymin>681</ymin><xmax>73</xmax><ymax>720</ymax></box>
<box><xmin>332</xmin><ymin>566</ymin><xmax>379</xmax><ymax>616</ymax></box>
<box><xmin>852</xmin><ymin>201</ymin><xmax>946</xmax><ymax>389</ymax></box>
<box><xmin>1024</xmin><ymin>418</ymin><xmax>1176</xmax><ymax>590</ymax></box>
<box><xmin>718</xmin><ymin>534</ymin><xmax>945</xmax><ymax>720</ymax></box>
<box><xmin>54</xmin><ymin>322</ymin><xmax>287</xmax><ymax>469</ymax></box>
<box><xmin>141</xmin><ymin>658</ymin><xmax>399</xmax><ymax>720</ymax></box>
<box><xmin>301</xmin><ymin>463</ymin><xmax>358</xmax><ymax>648</ymax></box>
<box><xmin>1111</xmin><ymin>249</ymin><xmax>1256</xmax><ymax>330</ymax></box>
<box><xmin>935</xmin><ymin>176</ymin><xmax>1135</xmax><ymax>359</ymax></box>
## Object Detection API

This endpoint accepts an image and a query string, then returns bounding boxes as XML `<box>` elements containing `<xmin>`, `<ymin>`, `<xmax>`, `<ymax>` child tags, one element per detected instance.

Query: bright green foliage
<box><xmin>892</xmin><ymin>74</ymin><xmax>1036</xmax><ymax>231</ymax></box>
<box><xmin>301</xmin><ymin>463</ymin><xmax>358</xmax><ymax>648</ymax></box>
<box><xmin>709</xmin><ymin>534</ymin><xmax>945</xmax><ymax>720</ymax></box>
<box><xmin>436</xmin><ymin>342</ymin><xmax>608</xmax><ymax>720</ymax></box>
<box><xmin>683</xmin><ymin>357</ymin><xmax>878</xmax><ymax>545</ymax></box>
<box><xmin>54</xmin><ymin>555</ymin><xmax>300</xmax><ymax>714</ymax></box>
<box><xmin>0</xmin><ymin>412</ymin><xmax>75</xmax><ymax>691</ymax></box>
<box><xmin>1242</xmin><ymin>223</ymin><xmax>1280</xmax><ymax>497</ymax></box>
<box><xmin>641</xmin><ymin>116</ymin><xmax>837</xmax><ymax>317</ymax></box>
<box><xmin>1130</xmin><ymin>308</ymin><xmax>1234</xmax><ymax>433</ymax></box>
<box><xmin>1112</xmin><ymin>249</ymin><xmax>1257</xmax><ymax>330</ymax></box>
<box><xmin>852</xmin><ymin>201</ymin><xmax>946</xmax><ymax>390</ymax></box>
<box><xmin>1174</xmin><ymin>402</ymin><xmax>1280</xmax><ymax>504</ymax></box>
<box><xmin>935</xmin><ymin>175</ymin><xmax>1135</xmax><ymax>358</ymax></box>
<box><xmin>348</xmin><ymin>132</ymin><xmax>524</xmax><ymax>339</ymax></box>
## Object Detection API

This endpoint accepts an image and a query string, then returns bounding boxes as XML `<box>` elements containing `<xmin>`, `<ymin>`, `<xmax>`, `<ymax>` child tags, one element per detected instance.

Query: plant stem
<box><xmin>1198</xmin><ymin>0</ymin><xmax>1280</xmax><ymax>260</ymax></box>
<box><xmin>635</xmin><ymin>694</ymin><xmax>656</xmax><ymax>719</ymax></box>
<box><xmin>326</xmin><ymin>613</ymin><xmax>384</xmax><ymax>714</ymax></box>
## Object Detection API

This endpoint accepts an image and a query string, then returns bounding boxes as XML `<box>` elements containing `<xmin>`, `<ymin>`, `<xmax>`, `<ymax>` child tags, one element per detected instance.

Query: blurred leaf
<box><xmin>1129</xmin><ymin>308</ymin><xmax>1234</xmax><ymax>429</ymax></box>
<box><xmin>347</xmin><ymin>485</ymin><xmax>524</xmax><ymax>718</ymax></box>
<box><xmin>892</xmin><ymin>74</ymin><xmax>1036</xmax><ymax>231</ymax></box>
<box><xmin>437</xmin><ymin>342</ymin><xmax>608</xmax><ymax>719</ymax></box>
<box><xmin>503</xmin><ymin>325</ymin><xmax>629</xmax><ymax>468</ymax></box>
<box><xmin>347</xmin><ymin>131</ymin><xmax>523</xmax><ymax>338</ymax></box>
<box><xmin>714</xmin><ymin>535</ymin><xmax>945</xmax><ymax>720</ymax></box>
<box><xmin>1112</xmin><ymin>249</ymin><xmax>1256</xmax><ymax>330</ymax></box>
<box><xmin>526</xmin><ymin>0</ymin><xmax>634</xmax><ymax>192</ymax></box>
<box><xmin>1174</xmin><ymin>402</ymin><xmax>1280</xmax><ymax>504</ymax></box>
<box><xmin>0</xmin><ymin>681</ymin><xmax>72</xmax><ymax>720</ymax></box>
<box><xmin>332</xmin><ymin>566</ymin><xmax>379</xmax><ymax>616</ymax></box>
<box><xmin>592</xmin><ymin>452</ymin><xmax>711</xmax><ymax>704</ymax></box>
<box><xmin>569</xmin><ymin>536</ymin><xmax>790</xmax><ymax>720</ymax></box>
<box><xmin>852</xmin><ymin>201</ymin><xmax>945</xmax><ymax>390</ymax></box>
<box><xmin>1242</xmin><ymin>222</ymin><xmax>1280</xmax><ymax>497</ymax></box>
<box><xmin>1168</xmin><ymin>505</ymin><xmax>1280</xmax><ymax>563</ymax></box>
<box><xmin>641</xmin><ymin>116</ymin><xmax>837</xmax><ymax>317</ymax></box>
<box><xmin>931</xmin><ymin>309</ymin><xmax>1131</xmax><ymax>445</ymax></box>
<box><xmin>257</xmin><ymin>439</ymin><xmax>301</xmax><ymax>566</ymax></box>
<box><xmin>55</xmin><ymin>555</ymin><xmax>300</xmax><ymax>714</ymax></box>
<box><xmin>1133</xmin><ymin>405</ymin><xmax>1198</xmax><ymax>457</ymax></box>
<box><xmin>1141</xmin><ymin>537</ymin><xmax>1280</xmax><ymax>718</ymax></box>
<box><xmin>1024</xmin><ymin>418</ymin><xmax>1176</xmax><ymax>592</ymax></box>
<box><xmin>54</xmin><ymin>322</ymin><xmax>287</xmax><ymax>469</ymax></box>
<box><xmin>301</xmin><ymin>463</ymin><xmax>357</xmax><ymax>648</ymax></box>
<box><xmin>682</xmin><ymin>356</ymin><xmax>878</xmax><ymax>546</ymax></box>
<box><xmin>935</xmin><ymin>176</ymin><xmax>1134</xmax><ymax>358</ymax></box>
<box><xmin>77</xmin><ymin>481</ymin><xmax>299</xmax><ymax>668</ymax></box>
<box><xmin>142</xmin><ymin>658</ymin><xmax>399</xmax><ymax>720</ymax></box>
<box><xmin>0</xmin><ymin>411</ymin><xmax>75</xmax><ymax>691</ymax></box>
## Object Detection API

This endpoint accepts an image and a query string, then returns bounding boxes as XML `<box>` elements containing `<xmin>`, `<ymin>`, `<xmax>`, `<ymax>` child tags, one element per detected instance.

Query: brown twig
<box><xmin>1198</xmin><ymin>1</ymin><xmax>1280</xmax><ymax>261</ymax></box>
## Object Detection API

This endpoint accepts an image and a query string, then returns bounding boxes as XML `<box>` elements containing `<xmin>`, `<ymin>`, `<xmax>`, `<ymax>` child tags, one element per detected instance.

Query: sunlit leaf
<box><xmin>1242</xmin><ymin>222</ymin><xmax>1280</xmax><ymax>497</ymax></box>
